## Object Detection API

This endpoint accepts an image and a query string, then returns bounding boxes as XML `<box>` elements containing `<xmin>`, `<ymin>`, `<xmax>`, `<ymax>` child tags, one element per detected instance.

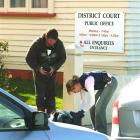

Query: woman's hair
<box><xmin>66</xmin><ymin>75</ymin><xmax>80</xmax><ymax>94</ymax></box>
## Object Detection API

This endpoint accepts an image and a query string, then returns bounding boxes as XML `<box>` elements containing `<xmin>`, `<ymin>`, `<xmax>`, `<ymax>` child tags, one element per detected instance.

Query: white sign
<box><xmin>75</xmin><ymin>11</ymin><xmax>124</xmax><ymax>53</ymax></box>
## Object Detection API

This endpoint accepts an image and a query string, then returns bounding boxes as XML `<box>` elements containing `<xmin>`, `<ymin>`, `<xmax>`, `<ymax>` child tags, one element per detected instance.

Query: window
<box><xmin>0</xmin><ymin>0</ymin><xmax>54</xmax><ymax>14</ymax></box>
<box><xmin>8</xmin><ymin>0</ymin><xmax>27</xmax><ymax>12</ymax></box>
<box><xmin>29</xmin><ymin>0</ymin><xmax>49</xmax><ymax>13</ymax></box>
<box><xmin>32</xmin><ymin>0</ymin><xmax>48</xmax><ymax>8</ymax></box>
<box><xmin>0</xmin><ymin>98</ymin><xmax>27</xmax><ymax>130</ymax></box>
<box><xmin>0</xmin><ymin>0</ymin><xmax>4</xmax><ymax>7</ymax></box>
<box><xmin>0</xmin><ymin>0</ymin><xmax>4</xmax><ymax>12</ymax></box>
<box><xmin>10</xmin><ymin>0</ymin><xmax>25</xmax><ymax>8</ymax></box>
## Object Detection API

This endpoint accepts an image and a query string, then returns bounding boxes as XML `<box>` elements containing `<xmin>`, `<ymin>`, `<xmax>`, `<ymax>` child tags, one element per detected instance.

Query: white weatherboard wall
<box><xmin>127</xmin><ymin>2</ymin><xmax>140</xmax><ymax>74</ymax></box>
<box><xmin>0</xmin><ymin>0</ymin><xmax>139</xmax><ymax>75</ymax></box>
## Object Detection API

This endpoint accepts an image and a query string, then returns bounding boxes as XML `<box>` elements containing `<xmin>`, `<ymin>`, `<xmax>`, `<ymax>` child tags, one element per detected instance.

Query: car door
<box><xmin>0</xmin><ymin>94</ymin><xmax>49</xmax><ymax>140</ymax></box>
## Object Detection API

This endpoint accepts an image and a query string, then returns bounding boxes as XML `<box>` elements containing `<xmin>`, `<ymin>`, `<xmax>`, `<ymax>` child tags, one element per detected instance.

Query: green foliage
<box><xmin>0</xmin><ymin>41</ymin><xmax>8</xmax><ymax>70</ymax></box>
<box><xmin>10</xmin><ymin>78</ymin><xmax>63</xmax><ymax>109</ymax></box>
<box><xmin>0</xmin><ymin>40</ymin><xmax>16</xmax><ymax>92</ymax></box>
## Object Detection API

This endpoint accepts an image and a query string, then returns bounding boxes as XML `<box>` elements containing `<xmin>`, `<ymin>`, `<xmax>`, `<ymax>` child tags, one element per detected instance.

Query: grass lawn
<box><xmin>9</xmin><ymin>78</ymin><xmax>63</xmax><ymax>109</ymax></box>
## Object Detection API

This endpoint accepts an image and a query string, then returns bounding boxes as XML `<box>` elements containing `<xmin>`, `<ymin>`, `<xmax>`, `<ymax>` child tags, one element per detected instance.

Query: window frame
<box><xmin>8</xmin><ymin>0</ymin><xmax>28</xmax><ymax>12</ymax></box>
<box><xmin>0</xmin><ymin>0</ymin><xmax>55</xmax><ymax>15</ymax></box>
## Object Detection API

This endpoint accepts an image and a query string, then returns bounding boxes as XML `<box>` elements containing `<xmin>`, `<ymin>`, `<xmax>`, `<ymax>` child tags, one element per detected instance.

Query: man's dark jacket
<box><xmin>26</xmin><ymin>34</ymin><xmax>66</xmax><ymax>76</ymax></box>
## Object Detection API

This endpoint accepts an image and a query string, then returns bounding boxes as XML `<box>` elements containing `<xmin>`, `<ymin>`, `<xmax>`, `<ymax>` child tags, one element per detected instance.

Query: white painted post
<box><xmin>63</xmin><ymin>44</ymin><xmax>83</xmax><ymax>111</ymax></box>
<box><xmin>63</xmin><ymin>44</ymin><xmax>92</xmax><ymax>126</ymax></box>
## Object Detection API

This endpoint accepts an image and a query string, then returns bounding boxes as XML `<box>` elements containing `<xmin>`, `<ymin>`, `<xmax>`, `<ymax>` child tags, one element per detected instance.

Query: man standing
<box><xmin>26</xmin><ymin>29</ymin><xmax>66</xmax><ymax>115</ymax></box>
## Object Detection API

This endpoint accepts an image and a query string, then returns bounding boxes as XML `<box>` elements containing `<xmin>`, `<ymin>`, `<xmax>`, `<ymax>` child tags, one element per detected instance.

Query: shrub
<box><xmin>0</xmin><ymin>40</ymin><xmax>16</xmax><ymax>92</ymax></box>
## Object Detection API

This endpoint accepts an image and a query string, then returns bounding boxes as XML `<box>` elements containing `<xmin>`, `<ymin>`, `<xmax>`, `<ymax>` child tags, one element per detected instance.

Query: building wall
<box><xmin>0</xmin><ymin>0</ymin><xmax>140</xmax><ymax>75</ymax></box>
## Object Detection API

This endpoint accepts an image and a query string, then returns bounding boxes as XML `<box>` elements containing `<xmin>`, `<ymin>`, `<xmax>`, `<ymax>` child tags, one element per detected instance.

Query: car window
<box><xmin>0</xmin><ymin>97</ymin><xmax>27</xmax><ymax>130</ymax></box>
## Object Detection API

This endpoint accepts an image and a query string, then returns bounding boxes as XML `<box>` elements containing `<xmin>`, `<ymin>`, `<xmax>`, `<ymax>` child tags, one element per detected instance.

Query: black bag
<box><xmin>53</xmin><ymin>110</ymin><xmax>85</xmax><ymax>126</ymax></box>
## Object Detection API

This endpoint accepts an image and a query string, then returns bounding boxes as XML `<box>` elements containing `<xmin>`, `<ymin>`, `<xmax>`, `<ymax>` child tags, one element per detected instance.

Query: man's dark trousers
<box><xmin>34</xmin><ymin>73</ymin><xmax>56</xmax><ymax>114</ymax></box>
